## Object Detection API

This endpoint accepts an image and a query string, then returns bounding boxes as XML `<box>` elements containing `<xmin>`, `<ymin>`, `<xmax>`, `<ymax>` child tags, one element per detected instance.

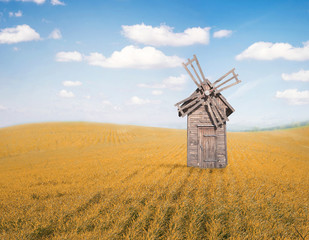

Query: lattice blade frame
<box><xmin>183</xmin><ymin>55</ymin><xmax>212</xmax><ymax>88</ymax></box>
<box><xmin>213</xmin><ymin>68</ymin><xmax>241</xmax><ymax>94</ymax></box>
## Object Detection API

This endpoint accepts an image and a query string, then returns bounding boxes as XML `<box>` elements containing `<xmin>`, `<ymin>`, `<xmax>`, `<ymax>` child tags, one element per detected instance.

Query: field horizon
<box><xmin>1</xmin><ymin>120</ymin><xmax>309</xmax><ymax>132</ymax></box>
<box><xmin>0</xmin><ymin>122</ymin><xmax>308</xmax><ymax>239</ymax></box>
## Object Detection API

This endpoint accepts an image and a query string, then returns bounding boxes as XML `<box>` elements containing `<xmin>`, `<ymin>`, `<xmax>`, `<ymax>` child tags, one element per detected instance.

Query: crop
<box><xmin>0</xmin><ymin>122</ymin><xmax>308</xmax><ymax>239</ymax></box>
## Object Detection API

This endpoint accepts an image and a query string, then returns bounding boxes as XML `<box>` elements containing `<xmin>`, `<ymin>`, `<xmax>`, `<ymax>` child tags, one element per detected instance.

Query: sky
<box><xmin>0</xmin><ymin>0</ymin><xmax>308</xmax><ymax>130</ymax></box>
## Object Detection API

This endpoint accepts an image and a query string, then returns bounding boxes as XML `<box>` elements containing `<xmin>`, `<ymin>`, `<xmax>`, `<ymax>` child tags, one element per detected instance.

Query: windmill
<box><xmin>175</xmin><ymin>55</ymin><xmax>241</xmax><ymax>168</ymax></box>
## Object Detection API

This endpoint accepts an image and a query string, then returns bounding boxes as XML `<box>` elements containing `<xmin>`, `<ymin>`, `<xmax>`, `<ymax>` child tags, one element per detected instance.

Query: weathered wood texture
<box><xmin>187</xmin><ymin>98</ymin><xmax>228</xmax><ymax>168</ymax></box>
<box><xmin>176</xmin><ymin>55</ymin><xmax>240</xmax><ymax>169</ymax></box>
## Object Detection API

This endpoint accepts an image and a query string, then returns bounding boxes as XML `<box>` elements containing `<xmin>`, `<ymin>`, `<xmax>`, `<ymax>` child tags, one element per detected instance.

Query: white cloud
<box><xmin>49</xmin><ymin>28</ymin><xmax>62</xmax><ymax>39</ymax></box>
<box><xmin>138</xmin><ymin>74</ymin><xmax>187</xmax><ymax>90</ymax></box>
<box><xmin>13</xmin><ymin>46</ymin><xmax>19</xmax><ymax>51</ymax></box>
<box><xmin>0</xmin><ymin>104</ymin><xmax>7</xmax><ymax>110</ymax></box>
<box><xmin>86</xmin><ymin>45</ymin><xmax>184</xmax><ymax>69</ymax></box>
<box><xmin>20</xmin><ymin>0</ymin><xmax>45</xmax><ymax>4</ymax></box>
<box><xmin>51</xmin><ymin>0</ymin><xmax>65</xmax><ymax>5</ymax></box>
<box><xmin>0</xmin><ymin>0</ymin><xmax>46</xmax><ymax>4</ymax></box>
<box><xmin>213</xmin><ymin>29</ymin><xmax>232</xmax><ymax>38</ymax></box>
<box><xmin>0</xmin><ymin>24</ymin><xmax>40</xmax><ymax>44</ymax></box>
<box><xmin>276</xmin><ymin>89</ymin><xmax>309</xmax><ymax>105</ymax></box>
<box><xmin>126</xmin><ymin>96</ymin><xmax>151</xmax><ymax>105</ymax></box>
<box><xmin>236</xmin><ymin>41</ymin><xmax>309</xmax><ymax>61</ymax></box>
<box><xmin>62</xmin><ymin>81</ymin><xmax>82</xmax><ymax>86</ymax></box>
<box><xmin>56</xmin><ymin>51</ymin><xmax>83</xmax><ymax>62</ymax></box>
<box><xmin>122</xmin><ymin>23</ymin><xmax>210</xmax><ymax>46</ymax></box>
<box><xmin>281</xmin><ymin>69</ymin><xmax>309</xmax><ymax>82</ymax></box>
<box><xmin>152</xmin><ymin>90</ymin><xmax>163</xmax><ymax>95</ymax></box>
<box><xmin>9</xmin><ymin>10</ymin><xmax>22</xmax><ymax>17</ymax></box>
<box><xmin>58</xmin><ymin>89</ymin><xmax>74</xmax><ymax>98</ymax></box>
<box><xmin>162</xmin><ymin>74</ymin><xmax>187</xmax><ymax>90</ymax></box>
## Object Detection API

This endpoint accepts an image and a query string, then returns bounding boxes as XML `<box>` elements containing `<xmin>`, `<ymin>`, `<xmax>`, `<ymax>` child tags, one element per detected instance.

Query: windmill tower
<box><xmin>175</xmin><ymin>55</ymin><xmax>241</xmax><ymax>168</ymax></box>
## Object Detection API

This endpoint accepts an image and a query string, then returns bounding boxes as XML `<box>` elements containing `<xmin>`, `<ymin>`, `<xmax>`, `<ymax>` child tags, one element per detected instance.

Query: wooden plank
<box><xmin>215</xmin><ymin>74</ymin><xmax>238</xmax><ymax>90</ymax></box>
<box><xmin>188</xmin><ymin>128</ymin><xmax>198</xmax><ymax>132</ymax></box>
<box><xmin>183</xmin><ymin>57</ymin><xmax>195</xmax><ymax>66</ymax></box>
<box><xmin>197</xmin><ymin>124</ymin><xmax>215</xmax><ymax>127</ymax></box>
<box><xmin>210</xmin><ymin>97</ymin><xmax>227</xmax><ymax>122</ymax></box>
<box><xmin>190</xmin><ymin>116</ymin><xmax>204</xmax><ymax>121</ymax></box>
<box><xmin>194</xmin><ymin>55</ymin><xmax>213</xmax><ymax>86</ymax></box>
<box><xmin>206</xmin><ymin>101</ymin><xmax>218</xmax><ymax>127</ymax></box>
<box><xmin>217</xmin><ymin>80</ymin><xmax>241</xmax><ymax>94</ymax></box>
<box><xmin>189</xmin><ymin>124</ymin><xmax>199</xmax><ymax>129</ymax></box>
<box><xmin>224</xmin><ymin>124</ymin><xmax>228</xmax><ymax>165</ymax></box>
<box><xmin>179</xmin><ymin>96</ymin><xmax>202</xmax><ymax>112</ymax></box>
<box><xmin>182</xmin><ymin>63</ymin><xmax>200</xmax><ymax>88</ymax></box>
<box><xmin>174</xmin><ymin>93</ymin><xmax>198</xmax><ymax>106</ymax></box>
<box><xmin>217</xmin><ymin>93</ymin><xmax>235</xmax><ymax>113</ymax></box>
<box><xmin>213</xmin><ymin>68</ymin><xmax>235</xmax><ymax>85</ymax></box>
<box><xmin>210</xmin><ymin>102</ymin><xmax>223</xmax><ymax>126</ymax></box>
<box><xmin>233</xmin><ymin>69</ymin><xmax>240</xmax><ymax>82</ymax></box>
<box><xmin>189</xmin><ymin>62</ymin><xmax>203</xmax><ymax>85</ymax></box>
<box><xmin>182</xmin><ymin>100</ymin><xmax>203</xmax><ymax>117</ymax></box>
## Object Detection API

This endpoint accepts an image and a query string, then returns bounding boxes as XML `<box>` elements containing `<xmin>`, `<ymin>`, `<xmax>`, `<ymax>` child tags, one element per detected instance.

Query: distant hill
<box><xmin>245</xmin><ymin>120</ymin><xmax>309</xmax><ymax>132</ymax></box>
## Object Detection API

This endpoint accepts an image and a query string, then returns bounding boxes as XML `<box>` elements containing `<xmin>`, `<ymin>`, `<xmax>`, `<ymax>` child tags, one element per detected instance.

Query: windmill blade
<box><xmin>213</xmin><ymin>68</ymin><xmax>235</xmax><ymax>85</ymax></box>
<box><xmin>180</xmin><ymin>97</ymin><xmax>204</xmax><ymax>117</ymax></box>
<box><xmin>193</xmin><ymin>55</ymin><xmax>213</xmax><ymax>86</ymax></box>
<box><xmin>178</xmin><ymin>96</ymin><xmax>201</xmax><ymax>113</ymax></box>
<box><xmin>174</xmin><ymin>91</ymin><xmax>198</xmax><ymax>107</ymax></box>
<box><xmin>210</xmin><ymin>99</ymin><xmax>225</xmax><ymax>124</ymax></box>
<box><xmin>216</xmin><ymin>80</ymin><xmax>241</xmax><ymax>94</ymax></box>
<box><xmin>205</xmin><ymin>101</ymin><xmax>218</xmax><ymax>128</ymax></box>
<box><xmin>213</xmin><ymin>68</ymin><xmax>241</xmax><ymax>94</ymax></box>
<box><xmin>183</xmin><ymin>55</ymin><xmax>212</xmax><ymax>88</ymax></box>
<box><xmin>209</xmin><ymin>101</ymin><xmax>223</xmax><ymax>126</ymax></box>
<box><xmin>182</xmin><ymin>62</ymin><xmax>200</xmax><ymax>88</ymax></box>
<box><xmin>209</xmin><ymin>97</ymin><xmax>229</xmax><ymax>122</ymax></box>
<box><xmin>189</xmin><ymin>60</ymin><xmax>203</xmax><ymax>85</ymax></box>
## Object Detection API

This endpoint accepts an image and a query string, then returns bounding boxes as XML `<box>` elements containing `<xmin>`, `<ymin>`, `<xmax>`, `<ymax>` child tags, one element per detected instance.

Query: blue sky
<box><xmin>0</xmin><ymin>0</ymin><xmax>308</xmax><ymax>130</ymax></box>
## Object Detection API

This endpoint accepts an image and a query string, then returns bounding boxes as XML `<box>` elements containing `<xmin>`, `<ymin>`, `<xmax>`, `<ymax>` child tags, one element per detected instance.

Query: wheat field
<box><xmin>0</xmin><ymin>122</ymin><xmax>308</xmax><ymax>239</ymax></box>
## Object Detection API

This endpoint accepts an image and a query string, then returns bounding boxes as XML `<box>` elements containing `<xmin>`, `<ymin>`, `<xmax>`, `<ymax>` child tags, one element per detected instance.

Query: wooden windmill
<box><xmin>175</xmin><ymin>55</ymin><xmax>241</xmax><ymax>168</ymax></box>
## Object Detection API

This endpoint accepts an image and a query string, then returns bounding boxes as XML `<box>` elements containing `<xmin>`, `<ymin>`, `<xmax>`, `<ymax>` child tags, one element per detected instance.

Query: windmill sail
<box><xmin>176</xmin><ymin>55</ymin><xmax>241</xmax><ymax>127</ymax></box>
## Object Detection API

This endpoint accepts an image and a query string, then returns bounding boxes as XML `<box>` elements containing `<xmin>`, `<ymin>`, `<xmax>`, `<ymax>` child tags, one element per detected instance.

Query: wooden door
<box><xmin>198</xmin><ymin>127</ymin><xmax>217</xmax><ymax>167</ymax></box>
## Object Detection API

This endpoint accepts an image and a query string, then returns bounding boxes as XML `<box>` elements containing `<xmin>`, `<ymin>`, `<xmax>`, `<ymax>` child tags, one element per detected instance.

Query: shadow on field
<box><xmin>157</xmin><ymin>163</ymin><xmax>187</xmax><ymax>169</ymax></box>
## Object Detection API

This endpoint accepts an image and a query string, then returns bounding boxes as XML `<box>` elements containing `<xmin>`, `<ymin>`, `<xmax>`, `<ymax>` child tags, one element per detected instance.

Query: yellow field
<box><xmin>0</xmin><ymin>122</ymin><xmax>308</xmax><ymax>239</ymax></box>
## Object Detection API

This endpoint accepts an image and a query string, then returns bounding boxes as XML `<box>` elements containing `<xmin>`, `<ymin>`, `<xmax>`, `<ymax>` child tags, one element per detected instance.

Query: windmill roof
<box><xmin>177</xmin><ymin>87</ymin><xmax>235</xmax><ymax>118</ymax></box>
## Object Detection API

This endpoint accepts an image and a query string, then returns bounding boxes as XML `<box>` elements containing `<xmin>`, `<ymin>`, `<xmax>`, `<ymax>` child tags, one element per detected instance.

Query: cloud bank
<box><xmin>213</xmin><ymin>29</ymin><xmax>232</xmax><ymax>38</ymax></box>
<box><xmin>51</xmin><ymin>0</ymin><xmax>65</xmax><ymax>5</ymax></box>
<box><xmin>122</xmin><ymin>23</ymin><xmax>210</xmax><ymax>46</ymax></box>
<box><xmin>58</xmin><ymin>89</ymin><xmax>74</xmax><ymax>98</ymax></box>
<box><xmin>85</xmin><ymin>45</ymin><xmax>184</xmax><ymax>69</ymax></box>
<box><xmin>281</xmin><ymin>69</ymin><xmax>309</xmax><ymax>82</ymax></box>
<box><xmin>276</xmin><ymin>89</ymin><xmax>309</xmax><ymax>105</ymax></box>
<box><xmin>56</xmin><ymin>51</ymin><xmax>83</xmax><ymax>62</ymax></box>
<box><xmin>62</xmin><ymin>81</ymin><xmax>82</xmax><ymax>86</ymax></box>
<box><xmin>20</xmin><ymin>0</ymin><xmax>45</xmax><ymax>4</ymax></box>
<box><xmin>0</xmin><ymin>24</ymin><xmax>40</xmax><ymax>44</ymax></box>
<box><xmin>236</xmin><ymin>41</ymin><xmax>309</xmax><ymax>61</ymax></box>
